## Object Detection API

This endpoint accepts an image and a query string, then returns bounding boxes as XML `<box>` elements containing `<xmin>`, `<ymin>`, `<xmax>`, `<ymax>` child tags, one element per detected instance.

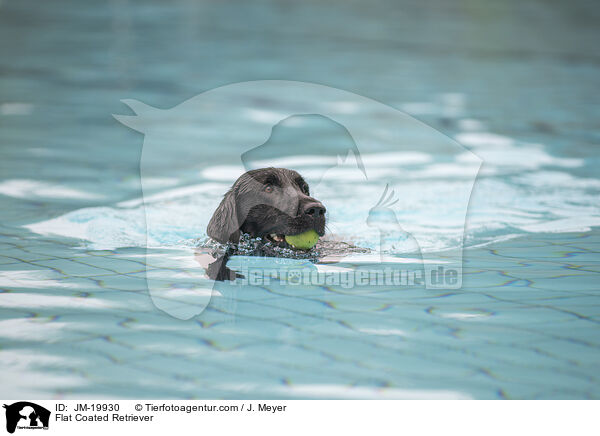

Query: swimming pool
<box><xmin>1</xmin><ymin>0</ymin><xmax>599</xmax><ymax>399</ymax></box>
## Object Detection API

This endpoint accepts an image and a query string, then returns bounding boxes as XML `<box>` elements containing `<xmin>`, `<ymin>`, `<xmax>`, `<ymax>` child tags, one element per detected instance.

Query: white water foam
<box><xmin>22</xmin><ymin>132</ymin><xmax>600</xmax><ymax>252</ymax></box>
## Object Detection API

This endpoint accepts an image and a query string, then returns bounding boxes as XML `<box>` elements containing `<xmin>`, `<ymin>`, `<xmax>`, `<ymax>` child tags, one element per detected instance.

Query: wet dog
<box><xmin>207</xmin><ymin>167</ymin><xmax>326</xmax><ymax>246</ymax></box>
<box><xmin>201</xmin><ymin>168</ymin><xmax>326</xmax><ymax>280</ymax></box>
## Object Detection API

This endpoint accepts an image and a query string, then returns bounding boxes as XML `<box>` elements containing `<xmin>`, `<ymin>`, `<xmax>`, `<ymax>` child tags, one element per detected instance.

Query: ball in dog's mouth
<box><xmin>267</xmin><ymin>230</ymin><xmax>320</xmax><ymax>250</ymax></box>
<box><xmin>284</xmin><ymin>230</ymin><xmax>320</xmax><ymax>250</ymax></box>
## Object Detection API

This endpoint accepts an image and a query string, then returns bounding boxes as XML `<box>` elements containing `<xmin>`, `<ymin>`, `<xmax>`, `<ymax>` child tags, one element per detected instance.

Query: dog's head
<box><xmin>207</xmin><ymin>167</ymin><xmax>326</xmax><ymax>247</ymax></box>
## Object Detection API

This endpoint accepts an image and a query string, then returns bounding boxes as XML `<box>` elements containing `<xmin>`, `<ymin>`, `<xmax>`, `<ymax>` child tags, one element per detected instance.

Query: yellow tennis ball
<box><xmin>285</xmin><ymin>230</ymin><xmax>319</xmax><ymax>250</ymax></box>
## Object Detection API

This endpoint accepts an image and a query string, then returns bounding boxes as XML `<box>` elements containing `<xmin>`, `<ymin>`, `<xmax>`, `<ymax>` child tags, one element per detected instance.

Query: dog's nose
<box><xmin>303</xmin><ymin>202</ymin><xmax>326</xmax><ymax>217</ymax></box>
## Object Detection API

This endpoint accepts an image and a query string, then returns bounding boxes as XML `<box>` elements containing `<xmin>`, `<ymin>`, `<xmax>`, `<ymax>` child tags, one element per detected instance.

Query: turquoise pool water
<box><xmin>1</xmin><ymin>0</ymin><xmax>599</xmax><ymax>399</ymax></box>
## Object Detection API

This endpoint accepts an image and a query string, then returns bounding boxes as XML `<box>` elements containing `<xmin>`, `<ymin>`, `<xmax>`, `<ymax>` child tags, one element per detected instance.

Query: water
<box><xmin>1</xmin><ymin>0</ymin><xmax>599</xmax><ymax>399</ymax></box>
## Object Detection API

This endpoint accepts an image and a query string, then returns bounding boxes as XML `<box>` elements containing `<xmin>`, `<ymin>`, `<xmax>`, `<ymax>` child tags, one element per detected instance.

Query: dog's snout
<box><xmin>303</xmin><ymin>202</ymin><xmax>326</xmax><ymax>217</ymax></box>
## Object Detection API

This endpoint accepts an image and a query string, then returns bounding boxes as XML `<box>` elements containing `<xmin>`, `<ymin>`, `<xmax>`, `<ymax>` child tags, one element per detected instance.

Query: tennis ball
<box><xmin>285</xmin><ymin>230</ymin><xmax>319</xmax><ymax>250</ymax></box>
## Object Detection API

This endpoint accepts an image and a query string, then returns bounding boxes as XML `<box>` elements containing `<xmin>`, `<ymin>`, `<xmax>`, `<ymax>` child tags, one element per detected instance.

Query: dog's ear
<box><xmin>207</xmin><ymin>189</ymin><xmax>240</xmax><ymax>243</ymax></box>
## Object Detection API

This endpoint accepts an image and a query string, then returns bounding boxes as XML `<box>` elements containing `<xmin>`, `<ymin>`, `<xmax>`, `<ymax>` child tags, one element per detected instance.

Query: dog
<box><xmin>199</xmin><ymin>168</ymin><xmax>326</xmax><ymax>281</ymax></box>
<box><xmin>207</xmin><ymin>167</ymin><xmax>326</xmax><ymax>246</ymax></box>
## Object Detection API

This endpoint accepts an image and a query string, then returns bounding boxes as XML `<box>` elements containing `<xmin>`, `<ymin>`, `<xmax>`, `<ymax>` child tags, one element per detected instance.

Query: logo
<box><xmin>3</xmin><ymin>402</ymin><xmax>50</xmax><ymax>434</ymax></box>
<box><xmin>113</xmin><ymin>80</ymin><xmax>481</xmax><ymax>319</ymax></box>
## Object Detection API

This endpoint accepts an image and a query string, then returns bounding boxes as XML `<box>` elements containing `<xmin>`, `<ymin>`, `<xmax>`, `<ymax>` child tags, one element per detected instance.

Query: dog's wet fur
<box><xmin>200</xmin><ymin>168</ymin><xmax>371</xmax><ymax>281</ymax></box>
<box><xmin>207</xmin><ymin>167</ymin><xmax>326</xmax><ymax>248</ymax></box>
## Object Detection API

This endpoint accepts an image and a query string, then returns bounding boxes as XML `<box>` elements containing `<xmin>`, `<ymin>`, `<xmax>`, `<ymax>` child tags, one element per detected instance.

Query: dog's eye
<box><xmin>264</xmin><ymin>185</ymin><xmax>273</xmax><ymax>193</ymax></box>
